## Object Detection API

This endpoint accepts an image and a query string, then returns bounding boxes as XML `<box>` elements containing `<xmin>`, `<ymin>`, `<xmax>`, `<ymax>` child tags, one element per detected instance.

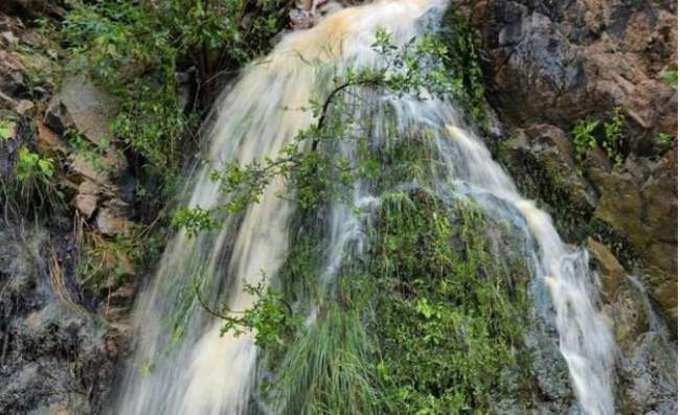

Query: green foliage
<box><xmin>15</xmin><ymin>147</ymin><xmax>55</xmax><ymax>181</ymax></box>
<box><xmin>438</xmin><ymin>8</ymin><xmax>487</xmax><ymax>126</ymax></box>
<box><xmin>218</xmin><ymin>280</ymin><xmax>300</xmax><ymax>350</ymax></box>
<box><xmin>270</xmin><ymin>301</ymin><xmax>379</xmax><ymax>415</ymax></box>
<box><xmin>58</xmin><ymin>0</ymin><xmax>288</xmax><ymax>195</ymax></box>
<box><xmin>572</xmin><ymin>107</ymin><xmax>627</xmax><ymax>166</ymax></box>
<box><xmin>656</xmin><ymin>132</ymin><xmax>675</xmax><ymax>148</ymax></box>
<box><xmin>572</xmin><ymin>118</ymin><xmax>600</xmax><ymax>160</ymax></box>
<box><xmin>603</xmin><ymin>107</ymin><xmax>625</xmax><ymax>166</ymax></box>
<box><xmin>171</xmin><ymin>206</ymin><xmax>218</xmax><ymax>237</ymax></box>
<box><xmin>0</xmin><ymin>119</ymin><xmax>15</xmax><ymax>140</ymax></box>
<box><xmin>370</xmin><ymin>192</ymin><xmax>529</xmax><ymax>414</ymax></box>
<box><xmin>2</xmin><ymin>146</ymin><xmax>65</xmax><ymax>214</ymax></box>
<box><xmin>661</xmin><ymin>69</ymin><xmax>677</xmax><ymax>89</ymax></box>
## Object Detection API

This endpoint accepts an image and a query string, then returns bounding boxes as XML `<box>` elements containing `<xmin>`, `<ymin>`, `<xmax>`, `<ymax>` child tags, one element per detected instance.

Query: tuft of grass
<box><xmin>270</xmin><ymin>301</ymin><xmax>379</xmax><ymax>415</ymax></box>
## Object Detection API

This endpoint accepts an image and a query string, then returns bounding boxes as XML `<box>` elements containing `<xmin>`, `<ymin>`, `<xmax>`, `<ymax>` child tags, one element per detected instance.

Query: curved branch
<box><xmin>193</xmin><ymin>282</ymin><xmax>243</xmax><ymax>320</ymax></box>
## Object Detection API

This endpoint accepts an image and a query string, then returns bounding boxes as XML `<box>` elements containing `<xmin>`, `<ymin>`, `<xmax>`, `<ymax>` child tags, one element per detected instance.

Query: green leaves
<box><xmin>171</xmin><ymin>206</ymin><xmax>219</xmax><ymax>237</ymax></box>
<box><xmin>16</xmin><ymin>147</ymin><xmax>55</xmax><ymax>182</ymax></box>
<box><xmin>58</xmin><ymin>0</ymin><xmax>288</xmax><ymax>203</ymax></box>
<box><xmin>0</xmin><ymin>119</ymin><xmax>15</xmax><ymax>140</ymax></box>
<box><xmin>603</xmin><ymin>107</ymin><xmax>625</xmax><ymax>166</ymax></box>
<box><xmin>218</xmin><ymin>279</ymin><xmax>300</xmax><ymax>350</ymax></box>
<box><xmin>572</xmin><ymin>118</ymin><xmax>600</xmax><ymax>159</ymax></box>
<box><xmin>656</xmin><ymin>132</ymin><xmax>675</xmax><ymax>148</ymax></box>
<box><xmin>371</xmin><ymin>194</ymin><xmax>529</xmax><ymax>413</ymax></box>
<box><xmin>661</xmin><ymin>69</ymin><xmax>677</xmax><ymax>89</ymax></box>
<box><xmin>572</xmin><ymin>107</ymin><xmax>627</xmax><ymax>166</ymax></box>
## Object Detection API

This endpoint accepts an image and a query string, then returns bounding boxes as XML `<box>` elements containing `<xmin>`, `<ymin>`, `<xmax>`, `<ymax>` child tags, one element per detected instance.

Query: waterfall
<box><xmin>112</xmin><ymin>0</ymin><xmax>616</xmax><ymax>414</ymax></box>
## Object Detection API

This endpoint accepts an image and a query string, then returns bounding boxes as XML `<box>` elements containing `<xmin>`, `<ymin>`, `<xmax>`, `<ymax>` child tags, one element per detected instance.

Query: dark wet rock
<box><xmin>0</xmin><ymin>0</ymin><xmax>66</xmax><ymax>20</ymax></box>
<box><xmin>0</xmin><ymin>227</ymin><xmax>121</xmax><ymax>414</ymax></box>
<box><xmin>497</xmin><ymin>124</ymin><xmax>597</xmax><ymax>238</ymax></box>
<box><xmin>613</xmin><ymin>278</ymin><xmax>678</xmax><ymax>415</ymax></box>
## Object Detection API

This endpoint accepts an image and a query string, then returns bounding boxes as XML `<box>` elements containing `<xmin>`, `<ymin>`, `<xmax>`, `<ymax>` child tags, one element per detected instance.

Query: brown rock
<box><xmin>15</xmin><ymin>98</ymin><xmax>33</xmax><ymax>114</ymax></box>
<box><xmin>74</xmin><ymin>180</ymin><xmax>100</xmax><ymax>219</ymax></box>
<box><xmin>68</xmin><ymin>149</ymin><xmax>127</xmax><ymax>185</ymax></box>
<box><xmin>36</xmin><ymin>120</ymin><xmax>65</xmax><ymax>154</ymax></box>
<box><xmin>587</xmin><ymin>237</ymin><xmax>626</xmax><ymax>299</ymax></box>
<box><xmin>48</xmin><ymin>75</ymin><xmax>116</xmax><ymax>145</ymax></box>
<box><xmin>95</xmin><ymin>199</ymin><xmax>131</xmax><ymax>236</ymax></box>
<box><xmin>606</xmin><ymin>284</ymin><xmax>648</xmax><ymax>354</ymax></box>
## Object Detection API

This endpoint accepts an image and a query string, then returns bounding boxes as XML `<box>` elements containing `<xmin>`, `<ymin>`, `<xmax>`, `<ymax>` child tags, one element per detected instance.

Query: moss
<box><xmin>496</xmin><ymin>138</ymin><xmax>595</xmax><ymax>241</ymax></box>
<box><xmin>585</xmin><ymin>219</ymin><xmax>641</xmax><ymax>271</ymax></box>
<box><xmin>369</xmin><ymin>190</ymin><xmax>532</xmax><ymax>413</ymax></box>
<box><xmin>438</xmin><ymin>7</ymin><xmax>488</xmax><ymax>128</ymax></box>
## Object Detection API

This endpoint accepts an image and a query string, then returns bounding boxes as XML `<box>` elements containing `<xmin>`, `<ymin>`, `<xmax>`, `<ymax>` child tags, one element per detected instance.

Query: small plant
<box><xmin>171</xmin><ymin>206</ymin><xmax>219</xmax><ymax>237</ymax></box>
<box><xmin>195</xmin><ymin>276</ymin><xmax>299</xmax><ymax>351</ymax></box>
<box><xmin>603</xmin><ymin>107</ymin><xmax>625</xmax><ymax>166</ymax></box>
<box><xmin>572</xmin><ymin>119</ymin><xmax>600</xmax><ymax>160</ymax></box>
<box><xmin>661</xmin><ymin>69</ymin><xmax>677</xmax><ymax>89</ymax></box>
<box><xmin>656</xmin><ymin>132</ymin><xmax>675</xmax><ymax>148</ymax></box>
<box><xmin>3</xmin><ymin>146</ymin><xmax>64</xmax><ymax>214</ymax></box>
<box><xmin>15</xmin><ymin>147</ymin><xmax>55</xmax><ymax>181</ymax></box>
<box><xmin>572</xmin><ymin>108</ymin><xmax>627</xmax><ymax>166</ymax></box>
<box><xmin>0</xmin><ymin>119</ymin><xmax>15</xmax><ymax>140</ymax></box>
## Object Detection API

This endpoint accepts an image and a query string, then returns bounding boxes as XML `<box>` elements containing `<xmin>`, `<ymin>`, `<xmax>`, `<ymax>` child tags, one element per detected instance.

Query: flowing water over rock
<box><xmin>112</xmin><ymin>1</ymin><xmax>620</xmax><ymax>413</ymax></box>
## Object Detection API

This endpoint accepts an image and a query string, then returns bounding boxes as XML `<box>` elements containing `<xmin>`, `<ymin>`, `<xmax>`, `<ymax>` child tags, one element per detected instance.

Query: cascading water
<box><xmin>112</xmin><ymin>1</ymin><xmax>617</xmax><ymax>414</ymax></box>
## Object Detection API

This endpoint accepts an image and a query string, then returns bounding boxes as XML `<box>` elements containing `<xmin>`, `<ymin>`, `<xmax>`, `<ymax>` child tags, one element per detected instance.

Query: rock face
<box><xmin>0</xmin><ymin>8</ymin><xmax>137</xmax><ymax>415</ymax></box>
<box><xmin>468</xmin><ymin>0</ymin><xmax>677</xmax><ymax>322</ymax></box>
<box><xmin>461</xmin><ymin>0</ymin><xmax>677</xmax><ymax>412</ymax></box>
<box><xmin>0</xmin><ymin>227</ymin><xmax>121</xmax><ymax>414</ymax></box>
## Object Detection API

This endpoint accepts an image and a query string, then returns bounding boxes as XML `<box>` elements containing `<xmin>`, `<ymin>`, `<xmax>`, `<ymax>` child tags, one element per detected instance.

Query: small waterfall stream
<box><xmin>112</xmin><ymin>1</ymin><xmax>617</xmax><ymax>414</ymax></box>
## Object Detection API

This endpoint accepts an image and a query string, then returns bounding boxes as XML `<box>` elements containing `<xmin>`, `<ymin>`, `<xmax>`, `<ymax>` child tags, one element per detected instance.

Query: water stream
<box><xmin>112</xmin><ymin>1</ymin><xmax>616</xmax><ymax>414</ymax></box>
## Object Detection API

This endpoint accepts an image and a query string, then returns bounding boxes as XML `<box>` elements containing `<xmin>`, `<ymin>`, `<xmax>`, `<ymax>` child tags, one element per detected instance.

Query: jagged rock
<box><xmin>476</xmin><ymin>0</ymin><xmax>677</xmax><ymax>324</ymax></box>
<box><xmin>0</xmin><ymin>227</ymin><xmax>119</xmax><ymax>414</ymax></box>
<box><xmin>613</xmin><ymin>278</ymin><xmax>678</xmax><ymax>414</ymax></box>
<box><xmin>46</xmin><ymin>75</ymin><xmax>116</xmax><ymax>145</ymax></box>
<box><xmin>35</xmin><ymin>120</ymin><xmax>65</xmax><ymax>154</ymax></box>
<box><xmin>590</xmin><ymin>152</ymin><xmax>677</xmax><ymax>320</ymax></box>
<box><xmin>15</xmin><ymin>98</ymin><xmax>33</xmax><ymax>114</ymax></box>
<box><xmin>74</xmin><ymin>180</ymin><xmax>99</xmax><ymax>219</ymax></box>
<box><xmin>43</xmin><ymin>97</ymin><xmax>72</xmax><ymax>135</ymax></box>
<box><xmin>68</xmin><ymin>148</ymin><xmax>127</xmax><ymax>185</ymax></box>
<box><xmin>95</xmin><ymin>199</ymin><xmax>131</xmax><ymax>236</ymax></box>
<box><xmin>498</xmin><ymin>124</ymin><xmax>597</xmax><ymax>237</ymax></box>
<box><xmin>0</xmin><ymin>48</ymin><xmax>25</xmax><ymax>99</ymax></box>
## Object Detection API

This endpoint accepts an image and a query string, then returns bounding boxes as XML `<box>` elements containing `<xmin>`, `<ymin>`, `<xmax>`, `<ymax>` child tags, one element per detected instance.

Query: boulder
<box><xmin>74</xmin><ymin>180</ymin><xmax>99</xmax><ymax>219</ymax></box>
<box><xmin>95</xmin><ymin>199</ymin><xmax>131</xmax><ymax>236</ymax></box>
<box><xmin>45</xmin><ymin>75</ymin><xmax>116</xmax><ymax>145</ymax></box>
<box><xmin>588</xmin><ymin>237</ymin><xmax>626</xmax><ymax>300</ymax></box>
